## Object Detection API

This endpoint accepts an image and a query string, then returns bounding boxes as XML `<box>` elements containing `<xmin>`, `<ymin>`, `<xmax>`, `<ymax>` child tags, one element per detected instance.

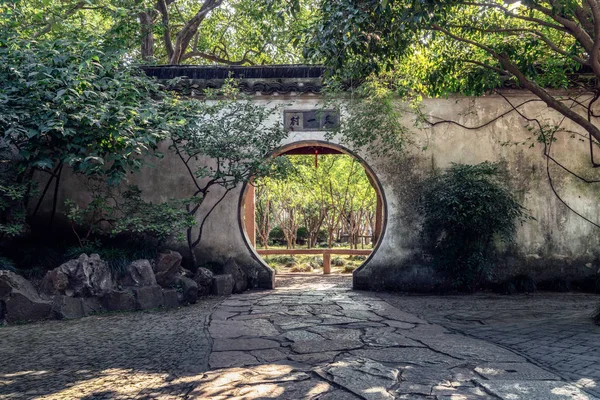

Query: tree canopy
<box><xmin>306</xmin><ymin>0</ymin><xmax>600</xmax><ymax>147</ymax></box>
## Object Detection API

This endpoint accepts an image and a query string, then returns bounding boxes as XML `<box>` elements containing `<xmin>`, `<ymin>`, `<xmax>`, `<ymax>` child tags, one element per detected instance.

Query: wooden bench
<box><xmin>255</xmin><ymin>249</ymin><xmax>372</xmax><ymax>274</ymax></box>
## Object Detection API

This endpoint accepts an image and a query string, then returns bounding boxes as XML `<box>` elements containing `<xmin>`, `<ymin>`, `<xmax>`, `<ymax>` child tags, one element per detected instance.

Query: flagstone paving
<box><xmin>0</xmin><ymin>275</ymin><xmax>597</xmax><ymax>399</ymax></box>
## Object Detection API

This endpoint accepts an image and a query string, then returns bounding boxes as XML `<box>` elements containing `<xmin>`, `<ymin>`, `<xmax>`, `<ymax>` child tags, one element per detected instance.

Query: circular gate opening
<box><xmin>240</xmin><ymin>141</ymin><xmax>386</xmax><ymax>276</ymax></box>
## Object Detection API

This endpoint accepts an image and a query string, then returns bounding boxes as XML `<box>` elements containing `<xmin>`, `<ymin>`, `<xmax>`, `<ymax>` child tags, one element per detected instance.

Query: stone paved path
<box><xmin>381</xmin><ymin>292</ymin><xmax>600</xmax><ymax>399</ymax></box>
<box><xmin>0</xmin><ymin>276</ymin><xmax>597</xmax><ymax>399</ymax></box>
<box><xmin>196</xmin><ymin>278</ymin><xmax>596</xmax><ymax>399</ymax></box>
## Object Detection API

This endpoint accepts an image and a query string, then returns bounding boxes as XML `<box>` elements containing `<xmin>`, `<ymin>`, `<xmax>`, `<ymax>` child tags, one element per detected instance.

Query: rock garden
<box><xmin>0</xmin><ymin>251</ymin><xmax>249</xmax><ymax>325</ymax></box>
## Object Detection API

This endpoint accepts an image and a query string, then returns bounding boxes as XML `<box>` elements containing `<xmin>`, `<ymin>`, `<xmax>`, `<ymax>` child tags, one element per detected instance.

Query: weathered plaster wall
<box><xmin>47</xmin><ymin>92</ymin><xmax>600</xmax><ymax>290</ymax></box>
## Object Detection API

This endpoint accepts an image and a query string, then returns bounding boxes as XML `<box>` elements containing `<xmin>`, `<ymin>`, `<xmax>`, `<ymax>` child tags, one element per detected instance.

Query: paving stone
<box><xmin>209</xmin><ymin>351</ymin><xmax>259</xmax><ymax>369</ymax></box>
<box><xmin>316</xmin><ymin>357</ymin><xmax>400</xmax><ymax>400</ymax></box>
<box><xmin>363</xmin><ymin>328</ymin><xmax>424</xmax><ymax>347</ymax></box>
<box><xmin>288</xmin><ymin>351</ymin><xmax>344</xmax><ymax>365</ymax></box>
<box><xmin>474</xmin><ymin>362</ymin><xmax>560</xmax><ymax>380</ymax></box>
<box><xmin>421</xmin><ymin>336</ymin><xmax>526</xmax><ymax>362</ymax></box>
<box><xmin>351</xmin><ymin>347</ymin><xmax>463</xmax><ymax>367</ymax></box>
<box><xmin>250</xmin><ymin>348</ymin><xmax>288</xmax><ymax>362</ymax></box>
<box><xmin>283</xmin><ymin>329</ymin><xmax>323</xmax><ymax>342</ymax></box>
<box><xmin>477</xmin><ymin>380</ymin><xmax>597</xmax><ymax>400</ymax></box>
<box><xmin>212</xmin><ymin>338</ymin><xmax>280</xmax><ymax>351</ymax></box>
<box><xmin>291</xmin><ymin>339</ymin><xmax>363</xmax><ymax>354</ymax></box>
<box><xmin>208</xmin><ymin>319</ymin><xmax>279</xmax><ymax>338</ymax></box>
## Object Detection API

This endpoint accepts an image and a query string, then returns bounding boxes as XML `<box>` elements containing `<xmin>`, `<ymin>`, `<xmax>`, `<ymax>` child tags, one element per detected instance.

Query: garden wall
<box><xmin>44</xmin><ymin>91</ymin><xmax>600</xmax><ymax>291</ymax></box>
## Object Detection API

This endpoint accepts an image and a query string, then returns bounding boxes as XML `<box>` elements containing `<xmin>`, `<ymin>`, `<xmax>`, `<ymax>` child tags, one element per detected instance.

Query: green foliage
<box><xmin>0</xmin><ymin>257</ymin><xmax>16</xmax><ymax>272</ymax></box>
<box><xmin>0</xmin><ymin>36</ymin><xmax>169</xmax><ymax>186</ymax></box>
<box><xmin>65</xmin><ymin>183</ymin><xmax>195</xmax><ymax>246</ymax></box>
<box><xmin>167</xmin><ymin>81</ymin><xmax>290</xmax><ymax>262</ymax></box>
<box><xmin>323</xmin><ymin>77</ymin><xmax>411</xmax><ymax>158</ymax></box>
<box><xmin>306</xmin><ymin>0</ymin><xmax>583</xmax><ymax>94</ymax></box>
<box><xmin>343</xmin><ymin>263</ymin><xmax>357</xmax><ymax>273</ymax></box>
<box><xmin>267</xmin><ymin>255</ymin><xmax>297</xmax><ymax>264</ymax></box>
<box><xmin>331</xmin><ymin>256</ymin><xmax>346</xmax><ymax>266</ymax></box>
<box><xmin>112</xmin><ymin>186</ymin><xmax>196</xmax><ymax>242</ymax></box>
<box><xmin>289</xmin><ymin>263</ymin><xmax>313</xmax><ymax>272</ymax></box>
<box><xmin>419</xmin><ymin>162</ymin><xmax>531</xmax><ymax>291</ymax></box>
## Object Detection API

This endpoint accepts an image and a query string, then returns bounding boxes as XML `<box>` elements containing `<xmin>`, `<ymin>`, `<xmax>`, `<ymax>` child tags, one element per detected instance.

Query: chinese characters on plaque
<box><xmin>284</xmin><ymin>110</ymin><xmax>340</xmax><ymax>131</ymax></box>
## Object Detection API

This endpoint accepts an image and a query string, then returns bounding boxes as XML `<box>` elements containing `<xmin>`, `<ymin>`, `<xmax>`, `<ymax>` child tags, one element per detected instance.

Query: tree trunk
<box><xmin>139</xmin><ymin>12</ymin><xmax>155</xmax><ymax>61</ymax></box>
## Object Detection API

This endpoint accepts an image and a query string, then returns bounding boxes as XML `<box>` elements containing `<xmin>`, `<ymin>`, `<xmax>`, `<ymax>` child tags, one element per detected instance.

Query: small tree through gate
<box><xmin>242</xmin><ymin>143</ymin><xmax>384</xmax><ymax>275</ymax></box>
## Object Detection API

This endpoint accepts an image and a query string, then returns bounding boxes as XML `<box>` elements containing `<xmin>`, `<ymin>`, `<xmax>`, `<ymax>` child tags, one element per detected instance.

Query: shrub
<box><xmin>269</xmin><ymin>255</ymin><xmax>296</xmax><ymax>264</ymax></box>
<box><xmin>512</xmin><ymin>274</ymin><xmax>537</xmax><ymax>293</ymax></box>
<box><xmin>332</xmin><ymin>256</ymin><xmax>346</xmax><ymax>266</ymax></box>
<box><xmin>290</xmin><ymin>263</ymin><xmax>313</xmax><ymax>273</ymax></box>
<box><xmin>538</xmin><ymin>278</ymin><xmax>571</xmax><ymax>292</ymax></box>
<box><xmin>309</xmin><ymin>256</ymin><xmax>324</xmax><ymax>267</ymax></box>
<box><xmin>343</xmin><ymin>263</ymin><xmax>357</xmax><ymax>273</ymax></box>
<box><xmin>419</xmin><ymin>162</ymin><xmax>530</xmax><ymax>292</ymax></box>
<box><xmin>0</xmin><ymin>257</ymin><xmax>16</xmax><ymax>272</ymax></box>
<box><xmin>348</xmin><ymin>255</ymin><xmax>367</xmax><ymax>262</ymax></box>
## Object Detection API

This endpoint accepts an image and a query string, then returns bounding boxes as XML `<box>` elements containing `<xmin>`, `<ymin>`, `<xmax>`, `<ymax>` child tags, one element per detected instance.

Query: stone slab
<box><xmin>474</xmin><ymin>362</ymin><xmax>560</xmax><ymax>381</ymax></box>
<box><xmin>291</xmin><ymin>339</ymin><xmax>363</xmax><ymax>354</ymax></box>
<box><xmin>316</xmin><ymin>357</ymin><xmax>399</xmax><ymax>400</ymax></box>
<box><xmin>208</xmin><ymin>319</ymin><xmax>279</xmax><ymax>338</ymax></box>
<box><xmin>212</xmin><ymin>338</ymin><xmax>280</xmax><ymax>352</ymax></box>
<box><xmin>209</xmin><ymin>351</ymin><xmax>259</xmax><ymax>369</ymax></box>
<box><xmin>477</xmin><ymin>380</ymin><xmax>598</xmax><ymax>400</ymax></box>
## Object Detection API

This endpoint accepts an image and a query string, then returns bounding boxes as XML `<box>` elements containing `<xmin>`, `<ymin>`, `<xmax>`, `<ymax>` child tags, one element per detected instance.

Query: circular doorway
<box><xmin>239</xmin><ymin>141</ymin><xmax>387</xmax><ymax>279</ymax></box>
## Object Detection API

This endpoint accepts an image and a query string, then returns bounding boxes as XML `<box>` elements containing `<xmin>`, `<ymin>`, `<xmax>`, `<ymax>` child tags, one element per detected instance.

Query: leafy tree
<box><xmin>5</xmin><ymin>0</ymin><xmax>315</xmax><ymax>65</ymax></box>
<box><xmin>255</xmin><ymin>154</ymin><xmax>377</xmax><ymax>249</ymax></box>
<box><xmin>0</xmin><ymin>35</ymin><xmax>175</xmax><ymax>226</ymax></box>
<box><xmin>419</xmin><ymin>162</ymin><xmax>531</xmax><ymax>291</ymax></box>
<box><xmin>307</xmin><ymin>0</ymin><xmax>600</xmax><ymax>154</ymax></box>
<box><xmin>167</xmin><ymin>83</ymin><xmax>290</xmax><ymax>264</ymax></box>
<box><xmin>65</xmin><ymin>183</ymin><xmax>195</xmax><ymax>247</ymax></box>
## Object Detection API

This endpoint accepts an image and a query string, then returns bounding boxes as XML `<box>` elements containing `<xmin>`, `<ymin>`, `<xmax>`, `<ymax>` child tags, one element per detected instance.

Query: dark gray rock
<box><xmin>0</xmin><ymin>271</ymin><xmax>52</xmax><ymax>323</ymax></box>
<box><xmin>103</xmin><ymin>290</ymin><xmax>135</xmax><ymax>311</ymax></box>
<box><xmin>177</xmin><ymin>275</ymin><xmax>198</xmax><ymax>304</ymax></box>
<box><xmin>52</xmin><ymin>295</ymin><xmax>85</xmax><ymax>320</ymax></box>
<box><xmin>162</xmin><ymin>288</ymin><xmax>179</xmax><ymax>309</ymax></box>
<box><xmin>211</xmin><ymin>274</ymin><xmax>234</xmax><ymax>296</ymax></box>
<box><xmin>194</xmin><ymin>267</ymin><xmax>214</xmax><ymax>296</ymax></box>
<box><xmin>222</xmin><ymin>258</ymin><xmax>248</xmax><ymax>293</ymax></box>
<box><xmin>42</xmin><ymin>254</ymin><xmax>114</xmax><ymax>298</ymax></box>
<box><xmin>121</xmin><ymin>260</ymin><xmax>156</xmax><ymax>287</ymax></box>
<box><xmin>39</xmin><ymin>269</ymin><xmax>69</xmax><ymax>296</ymax></box>
<box><xmin>82</xmin><ymin>297</ymin><xmax>104</xmax><ymax>315</ymax></box>
<box><xmin>132</xmin><ymin>285</ymin><xmax>163</xmax><ymax>310</ymax></box>
<box><xmin>154</xmin><ymin>251</ymin><xmax>182</xmax><ymax>287</ymax></box>
<box><xmin>80</xmin><ymin>254</ymin><xmax>114</xmax><ymax>297</ymax></box>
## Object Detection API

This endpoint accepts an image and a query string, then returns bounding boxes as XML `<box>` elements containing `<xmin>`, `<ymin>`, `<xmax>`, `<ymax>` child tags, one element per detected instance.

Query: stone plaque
<box><xmin>284</xmin><ymin>110</ymin><xmax>340</xmax><ymax>131</ymax></box>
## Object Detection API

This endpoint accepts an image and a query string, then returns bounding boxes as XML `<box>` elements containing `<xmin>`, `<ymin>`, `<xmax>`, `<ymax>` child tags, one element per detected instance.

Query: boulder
<box><xmin>222</xmin><ymin>258</ymin><xmax>248</xmax><ymax>293</ymax></box>
<box><xmin>194</xmin><ymin>268</ymin><xmax>214</xmax><ymax>297</ymax></box>
<box><xmin>39</xmin><ymin>269</ymin><xmax>69</xmax><ymax>296</ymax></box>
<box><xmin>132</xmin><ymin>285</ymin><xmax>163</xmax><ymax>310</ymax></box>
<box><xmin>211</xmin><ymin>274</ymin><xmax>234</xmax><ymax>296</ymax></box>
<box><xmin>82</xmin><ymin>297</ymin><xmax>104</xmax><ymax>315</ymax></box>
<box><xmin>121</xmin><ymin>260</ymin><xmax>156</xmax><ymax>287</ymax></box>
<box><xmin>162</xmin><ymin>288</ymin><xmax>179</xmax><ymax>309</ymax></box>
<box><xmin>0</xmin><ymin>271</ymin><xmax>52</xmax><ymax>323</ymax></box>
<box><xmin>40</xmin><ymin>254</ymin><xmax>114</xmax><ymax>298</ymax></box>
<box><xmin>52</xmin><ymin>295</ymin><xmax>85</xmax><ymax>320</ymax></box>
<box><xmin>103</xmin><ymin>290</ymin><xmax>135</xmax><ymax>311</ymax></box>
<box><xmin>154</xmin><ymin>251</ymin><xmax>182</xmax><ymax>287</ymax></box>
<box><xmin>177</xmin><ymin>275</ymin><xmax>198</xmax><ymax>304</ymax></box>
